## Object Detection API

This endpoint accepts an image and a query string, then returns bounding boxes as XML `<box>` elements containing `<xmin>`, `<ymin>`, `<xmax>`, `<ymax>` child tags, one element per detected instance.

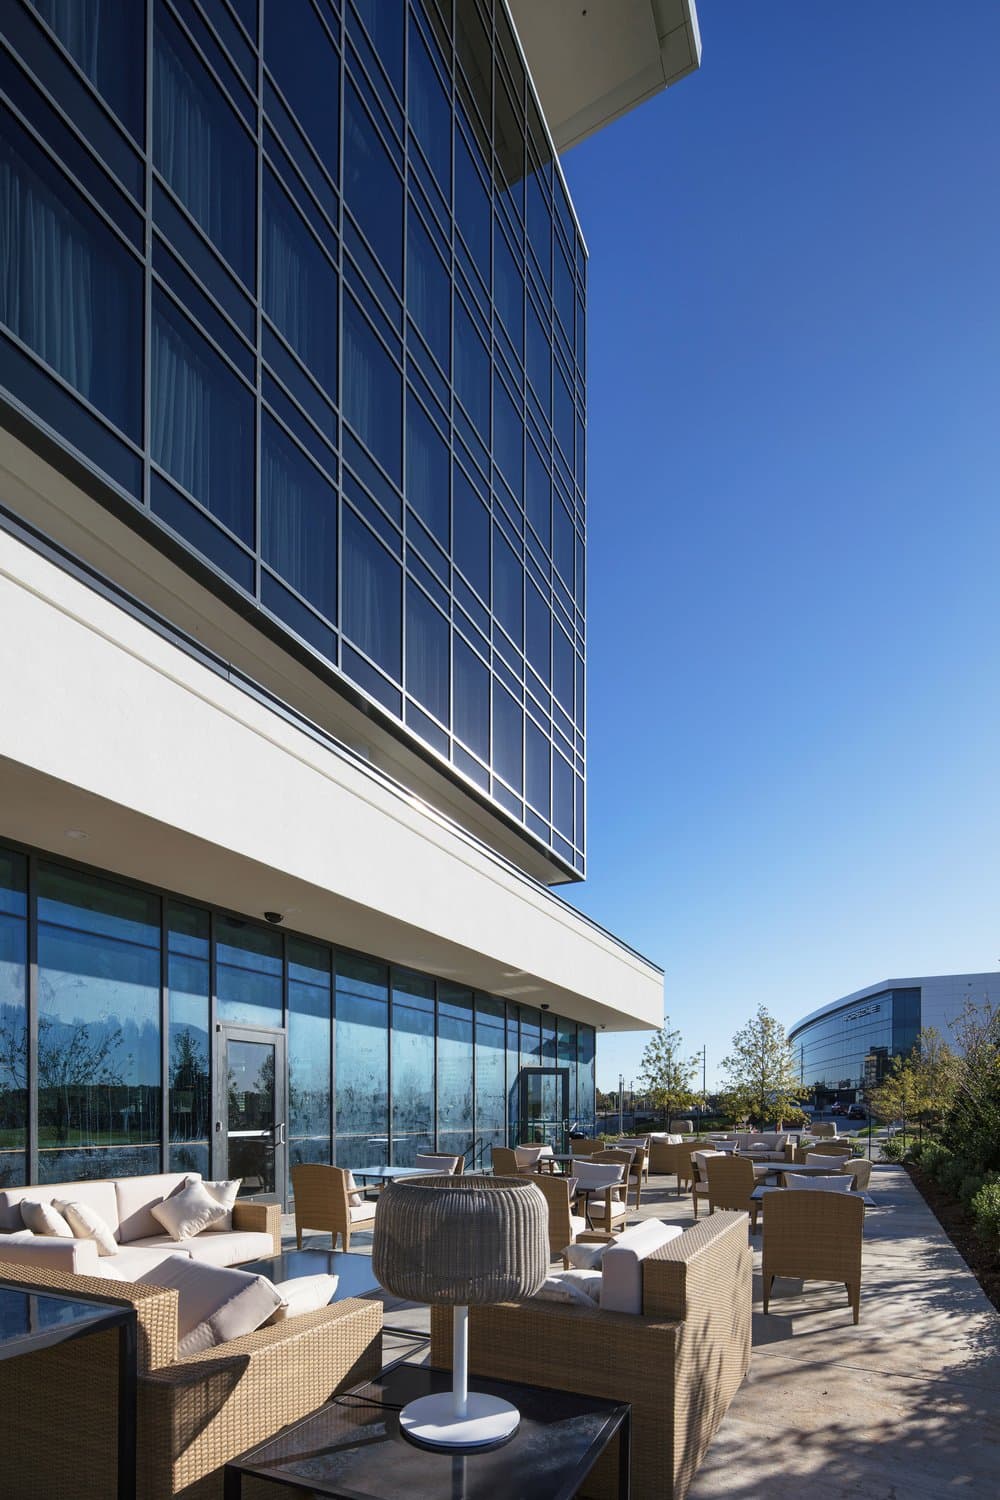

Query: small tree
<box><xmin>870</xmin><ymin>1028</ymin><xmax>961</xmax><ymax>1145</ymax></box>
<box><xmin>721</xmin><ymin>1006</ymin><xmax>800</xmax><ymax>1128</ymax></box>
<box><xmin>637</xmin><ymin>1018</ymin><xmax>699</xmax><ymax>1128</ymax></box>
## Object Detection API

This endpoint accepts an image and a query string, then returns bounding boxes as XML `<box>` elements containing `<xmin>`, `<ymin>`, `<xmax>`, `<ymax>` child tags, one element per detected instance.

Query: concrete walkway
<box><xmin>282</xmin><ymin>1163</ymin><xmax>1000</xmax><ymax>1497</ymax></box>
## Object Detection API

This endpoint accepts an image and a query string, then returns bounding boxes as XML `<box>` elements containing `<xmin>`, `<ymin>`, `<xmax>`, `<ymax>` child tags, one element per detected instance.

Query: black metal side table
<box><xmin>224</xmin><ymin>1360</ymin><xmax>630</xmax><ymax>1499</ymax></box>
<box><xmin>0</xmin><ymin>1281</ymin><xmax>137</xmax><ymax>1500</ymax></box>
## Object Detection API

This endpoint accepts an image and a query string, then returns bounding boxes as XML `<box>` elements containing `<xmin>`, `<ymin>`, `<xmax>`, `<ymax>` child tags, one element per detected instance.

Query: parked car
<box><xmin>830</xmin><ymin>1102</ymin><xmax>847</xmax><ymax>1116</ymax></box>
<box><xmin>847</xmin><ymin>1103</ymin><xmax>868</xmax><ymax>1121</ymax></box>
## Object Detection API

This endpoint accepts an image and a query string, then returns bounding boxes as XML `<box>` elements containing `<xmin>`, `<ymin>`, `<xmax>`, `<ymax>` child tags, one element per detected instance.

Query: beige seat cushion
<box><xmin>0</xmin><ymin>1230</ymin><xmax>101</xmax><ymax>1274</ymax></box>
<box><xmin>348</xmin><ymin>1202</ymin><xmax>377</xmax><ymax>1224</ymax></box>
<box><xmin>89</xmin><ymin>1244</ymin><xmax>195</xmax><ymax>1280</ymax></box>
<box><xmin>135</xmin><ymin>1255</ymin><xmax>283</xmax><ymax>1357</ymax></box>
<box><xmin>128</xmin><ymin>1231</ymin><xmax>274</xmax><ymax>1266</ymax></box>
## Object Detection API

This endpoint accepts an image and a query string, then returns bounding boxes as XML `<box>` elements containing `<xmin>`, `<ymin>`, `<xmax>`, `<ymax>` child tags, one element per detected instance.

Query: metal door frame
<box><xmin>517</xmin><ymin>1066</ymin><xmax>570</xmax><ymax>1149</ymax></box>
<box><xmin>213</xmin><ymin>1023</ymin><xmax>287</xmax><ymax>1205</ymax></box>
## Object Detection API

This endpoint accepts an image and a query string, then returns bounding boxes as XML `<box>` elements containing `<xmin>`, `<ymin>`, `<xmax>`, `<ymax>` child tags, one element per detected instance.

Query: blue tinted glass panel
<box><xmin>553</xmin><ymin>751</ymin><xmax>573</xmax><ymax>841</ymax></box>
<box><xmin>494</xmin><ymin>69</ymin><xmax>523</xmax><ymax>220</ymax></box>
<box><xmin>526</xmin><ymin>717</ymin><xmax>549</xmax><ymax>817</ymax></box>
<box><xmin>342</xmin><ymin>508</ymin><xmax>402</xmax><ymax>679</ymax></box>
<box><xmin>493</xmin><ymin>685</ymin><xmax>522</xmax><ymax>792</ymax></box>
<box><xmin>525</xmin><ymin>438</ymin><xmax>550</xmax><ymax>550</ymax></box>
<box><xmin>493</xmin><ymin>374</ymin><xmax>523</xmax><ymax>501</ymax></box>
<box><xmin>437</xmin><ymin>985</ymin><xmax>474</xmax><ymax>1152</ymax></box>
<box><xmin>453</xmin><ymin>465</ymin><xmax>489</xmax><ymax>600</ymax></box>
<box><xmin>288</xmin><ymin>936</ymin><xmax>332</xmax><ymax>1168</ymax></box>
<box><xmin>262</xmin><ymin>416</ymin><xmax>338</xmax><ymax>621</ymax></box>
<box><xmin>344</xmin><ymin>81</ymin><xmax>402</xmax><ymax>287</ymax></box>
<box><xmin>553</xmin><ymin>496</ymin><xmax>573</xmax><ymax>586</ymax></box>
<box><xmin>0</xmin><ymin>119</ymin><xmax>142</xmax><ymax>441</ymax></box>
<box><xmin>408</xmin><ymin>15</ymin><xmax>450</xmax><ymax>197</ymax></box>
<box><xmin>453</xmin><ymin>635</ymin><xmax>489</xmax><ymax>759</ymax></box>
<box><xmin>167</xmin><ymin>902</ymin><xmax>210</xmax><ymax>1177</ymax></box>
<box><xmin>154</xmin><ymin>8</ymin><xmax>254</xmax><ymax>285</ymax></box>
<box><xmin>525</xmin><ymin>583</ymin><xmax>550</xmax><ymax>680</ymax></box>
<box><xmin>526</xmin><ymin>297</ymin><xmax>550</xmax><ymax>415</ymax></box>
<box><xmin>406</xmin><ymin>204</ymin><xmax>450</xmax><ymax>373</ymax></box>
<box><xmin>454</xmin><ymin>128</ymin><xmax>490</xmax><ymax>284</ymax></box>
<box><xmin>264</xmin><ymin>0</ymin><xmax>340</xmax><ymax>178</ymax></box>
<box><xmin>343</xmin><ymin>295</ymin><xmax>402</xmax><ymax>483</ymax></box>
<box><xmin>454</xmin><ymin>298</ymin><xmax>489</xmax><ymax>440</ymax></box>
<box><xmin>151</xmin><ymin>292</ymin><xmax>254</xmax><ymax>542</ymax></box>
<box><xmin>553</xmin><ymin>622</ymin><xmax>573</xmax><ymax>713</ymax></box>
<box><xmin>493</xmin><ymin>529</ymin><xmax>522</xmax><ymax>649</ymax></box>
<box><xmin>335</xmin><ymin>955</ymin><xmax>388</xmax><ymax>1170</ymax></box>
<box><xmin>406</xmin><ymin>582</ymin><xmax>449</xmax><ymax>724</ymax></box>
<box><xmin>263</xmin><ymin>170</ymin><xmax>339</xmax><ymax>400</ymax></box>
<box><xmin>0</xmin><ymin>849</ymin><xmax>27</xmax><ymax>1189</ymax></box>
<box><xmin>554</xmin><ymin>238</ymin><xmax>574</xmax><ymax>343</ymax></box>
<box><xmin>554</xmin><ymin>362</ymin><xmax>574</xmax><ymax>464</ymax></box>
<box><xmin>37</xmin><ymin>864</ymin><xmax>160</xmax><ymax>1183</ymax></box>
<box><xmin>406</xmin><ymin>392</ymin><xmax>449</xmax><ymax>545</ymax></box>
<box><xmin>526</xmin><ymin>166</ymin><xmax>550</xmax><ymax>282</ymax></box>
<box><xmin>494</xmin><ymin>223</ymin><xmax>523</xmax><ymax>356</ymax></box>
<box><xmin>391</xmin><ymin>972</ymin><xmax>434</xmax><ymax>1163</ymax></box>
<box><xmin>216</xmin><ymin>918</ymin><xmax>282</xmax><ymax>1027</ymax></box>
<box><xmin>30</xmin><ymin>0</ymin><xmax>144</xmax><ymax>141</ymax></box>
<box><xmin>351</xmin><ymin>0</ymin><xmax>404</xmax><ymax>97</ymax></box>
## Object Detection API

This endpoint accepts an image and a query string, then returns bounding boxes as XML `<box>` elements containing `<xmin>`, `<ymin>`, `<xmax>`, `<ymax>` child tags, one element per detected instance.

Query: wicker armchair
<box><xmin>430</xmin><ymin>1211</ymin><xmax>752</xmax><ymax>1500</ymax></box>
<box><xmin>491</xmin><ymin>1146</ymin><xmax>519</xmax><ymax>1175</ymax></box>
<box><xmin>801</xmin><ymin>1142</ymin><xmax>853</xmax><ymax>1160</ymax></box>
<box><xmin>531</xmin><ymin>1172</ymin><xmax>590</xmax><ymax>1260</ymax></box>
<box><xmin>654</xmin><ymin>1139</ymin><xmax>702</xmax><ymax>1192</ymax></box>
<box><xmin>567</xmin><ymin>1137</ymin><xmax>603</xmax><ymax>1157</ymax></box>
<box><xmin>762</xmin><ymin>1190</ymin><xmax>865</xmax><ymax>1324</ymax></box>
<box><xmin>691</xmin><ymin>1150</ymin><xmax>726</xmax><ymax>1219</ymax></box>
<box><xmin>706</xmin><ymin>1154</ymin><xmax>761</xmax><ymax>1231</ymax></box>
<box><xmin>574</xmin><ymin>1157</ymin><xmax>629</xmax><ymax>1233</ymax></box>
<box><xmin>291</xmin><ymin>1163</ymin><xmax>377</xmax><ymax>1251</ymax></box>
<box><xmin>842</xmin><ymin>1157</ymin><xmax>873</xmax><ymax>1190</ymax></box>
<box><xmin>0</xmin><ymin>1259</ymin><xmax>382</xmax><ymax>1499</ymax></box>
<box><xmin>413</xmin><ymin>1152</ymin><xmax>465</xmax><ymax>1173</ymax></box>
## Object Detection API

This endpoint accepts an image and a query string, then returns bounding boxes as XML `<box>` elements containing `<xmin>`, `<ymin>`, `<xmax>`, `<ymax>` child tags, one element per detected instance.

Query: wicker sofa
<box><xmin>0</xmin><ymin>1257</ymin><xmax>382</xmax><ymax>1499</ymax></box>
<box><xmin>430</xmin><ymin>1210</ymin><xmax>752</xmax><ymax>1500</ymax></box>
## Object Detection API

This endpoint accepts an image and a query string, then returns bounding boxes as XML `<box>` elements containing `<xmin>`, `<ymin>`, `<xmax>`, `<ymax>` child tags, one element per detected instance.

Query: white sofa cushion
<box><xmin>128</xmin><ymin>1230</ymin><xmax>274</xmax><ymax>1266</ymax></box>
<box><xmin>20</xmin><ymin>1201</ymin><xmax>73</xmax><ymax>1237</ymax></box>
<box><xmin>201</xmin><ymin>1180</ymin><xmax>241</xmax><ymax>1232</ymax></box>
<box><xmin>0</xmin><ymin>1230</ymin><xmax>102</xmax><ymax>1274</ymax></box>
<box><xmin>784</xmin><ymin>1173</ymin><xmax>854</xmax><ymax>1193</ymax></box>
<box><xmin>563</xmin><ymin>1237</ymin><xmax>616</xmax><ymax>1270</ymax></box>
<box><xmin>152</xmin><ymin>1180</ymin><xmax>227</xmax><ymax>1241</ymax></box>
<box><xmin>266</xmin><ymin>1273</ymin><xmax>339</xmax><ymax>1323</ymax></box>
<box><xmin>346</xmin><ymin>1172</ymin><xmax>364</xmax><ymax>1208</ymax></box>
<box><xmin>572</xmin><ymin>1161</ymin><xmax>624</xmax><ymax>1189</ymax></box>
<box><xmin>805</xmin><ymin>1152</ymin><xmax>850</xmax><ymax>1167</ymax></box>
<box><xmin>0</xmin><ymin>1181</ymin><xmax>120</xmax><ymax>1237</ymax></box>
<box><xmin>649</xmin><ymin>1133</ymin><xmax>682</xmax><ymax>1144</ymax></box>
<box><xmin>115</xmin><ymin>1172</ymin><xmax>195</xmax><ymax>1243</ymax></box>
<box><xmin>534</xmin><ymin>1270</ymin><xmax>602</xmax><ymax>1305</ymax></box>
<box><xmin>55</xmin><ymin>1200</ymin><xmax>118</xmax><ymax>1256</ymax></box>
<box><xmin>136</xmin><ymin>1255</ymin><xmax>284</xmax><ymax>1357</ymax></box>
<box><xmin>88</xmin><ymin>1244</ymin><xmax>195</xmax><ymax>1280</ymax></box>
<box><xmin>600</xmin><ymin>1220</ymin><xmax>685</xmax><ymax>1314</ymax></box>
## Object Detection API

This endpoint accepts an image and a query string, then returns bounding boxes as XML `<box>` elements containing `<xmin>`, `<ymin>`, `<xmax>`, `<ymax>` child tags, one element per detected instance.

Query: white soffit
<box><xmin>509</xmin><ymin>0</ymin><xmax>701</xmax><ymax>152</ymax></box>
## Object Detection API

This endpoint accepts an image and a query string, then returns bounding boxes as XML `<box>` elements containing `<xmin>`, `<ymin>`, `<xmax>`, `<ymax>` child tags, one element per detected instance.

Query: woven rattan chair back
<box><xmin>291</xmin><ymin>1163</ymin><xmax>375</xmax><ymax>1252</ymax></box>
<box><xmin>491</xmin><ymin>1146</ymin><xmax>520</xmax><ymax>1176</ymax></box>
<box><xmin>706</xmin><ymin>1154</ymin><xmax>757</xmax><ymax>1214</ymax></box>
<box><xmin>532</xmin><ymin>1172</ymin><xmax>582</xmax><ymax>1260</ymax></box>
<box><xmin>807</xmin><ymin>1141</ymin><xmax>854</xmax><ymax>1157</ymax></box>
<box><xmin>762</xmin><ymin>1189</ymin><xmax>865</xmax><ymax>1324</ymax></box>
<box><xmin>842</xmin><ymin>1157</ymin><xmax>873</xmax><ymax>1190</ymax></box>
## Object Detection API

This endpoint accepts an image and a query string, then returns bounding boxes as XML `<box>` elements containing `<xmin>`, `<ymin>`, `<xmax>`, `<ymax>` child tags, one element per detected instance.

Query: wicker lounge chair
<box><xmin>491</xmin><ymin>1145</ymin><xmax>519</xmax><ymax>1175</ymax></box>
<box><xmin>291</xmin><ymin>1163</ymin><xmax>377</xmax><ymax>1251</ymax></box>
<box><xmin>706</xmin><ymin>1154</ymin><xmax>761</xmax><ymax>1231</ymax></box>
<box><xmin>842</xmin><ymin>1157</ymin><xmax>873</xmax><ymax>1190</ymax></box>
<box><xmin>531</xmin><ymin>1172</ymin><xmax>591</xmax><ymax>1260</ymax></box>
<box><xmin>691</xmin><ymin>1150</ymin><xmax>726</xmax><ymax>1218</ymax></box>
<box><xmin>413</xmin><ymin>1152</ymin><xmax>465</xmax><ymax>1173</ymax></box>
<box><xmin>573</xmin><ymin>1157</ymin><xmax>629</xmax><ymax>1232</ymax></box>
<box><xmin>762</xmin><ymin>1189</ymin><xmax>865</xmax><ymax>1324</ymax></box>
<box><xmin>430</xmin><ymin>1210</ymin><xmax>752</xmax><ymax>1500</ymax></box>
<box><xmin>0</xmin><ymin>1258</ymin><xmax>381</xmax><ymax>1499</ymax></box>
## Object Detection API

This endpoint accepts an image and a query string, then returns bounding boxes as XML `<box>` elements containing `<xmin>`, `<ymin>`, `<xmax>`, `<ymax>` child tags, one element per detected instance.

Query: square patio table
<box><xmin>223</xmin><ymin>1360</ymin><xmax>631</xmax><ymax>1499</ymax></box>
<box><xmin>238</xmin><ymin>1248</ymin><xmax>381</xmax><ymax>1301</ymax></box>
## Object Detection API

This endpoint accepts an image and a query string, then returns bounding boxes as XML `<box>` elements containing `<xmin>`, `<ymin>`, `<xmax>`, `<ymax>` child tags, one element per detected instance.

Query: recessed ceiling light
<box><xmin>64</xmin><ymin>829</ymin><xmax>88</xmax><ymax>840</ymax></box>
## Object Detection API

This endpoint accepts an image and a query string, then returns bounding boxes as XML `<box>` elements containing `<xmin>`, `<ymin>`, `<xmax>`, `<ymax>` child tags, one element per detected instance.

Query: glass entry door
<box><xmin>517</xmin><ymin>1067</ymin><xmax>570</xmax><ymax>1150</ymax></box>
<box><xmin>215</xmin><ymin>1026</ymin><xmax>286</xmax><ymax>1203</ymax></box>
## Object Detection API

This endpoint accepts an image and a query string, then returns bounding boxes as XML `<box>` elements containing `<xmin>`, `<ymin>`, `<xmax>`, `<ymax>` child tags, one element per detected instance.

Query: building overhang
<box><xmin>509</xmin><ymin>0</ymin><xmax>701</xmax><ymax>153</ymax></box>
<box><xmin>0</xmin><ymin>526</ymin><xmax>662</xmax><ymax>1033</ymax></box>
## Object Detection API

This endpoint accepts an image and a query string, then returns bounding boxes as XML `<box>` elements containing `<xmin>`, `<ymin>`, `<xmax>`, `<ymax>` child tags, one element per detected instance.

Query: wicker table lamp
<box><xmin>373</xmin><ymin>1173</ymin><xmax>548</xmax><ymax>1450</ymax></box>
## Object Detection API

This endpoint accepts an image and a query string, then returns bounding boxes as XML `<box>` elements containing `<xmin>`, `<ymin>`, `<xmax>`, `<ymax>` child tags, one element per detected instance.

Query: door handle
<box><xmin>274</xmin><ymin>1122</ymin><xmax>286</xmax><ymax>1146</ymax></box>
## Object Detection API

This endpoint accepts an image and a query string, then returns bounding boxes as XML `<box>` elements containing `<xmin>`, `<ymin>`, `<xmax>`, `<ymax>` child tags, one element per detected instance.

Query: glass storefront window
<box><xmin>335</xmin><ymin>954</ymin><xmax>388</xmax><ymax>1170</ymax></box>
<box><xmin>288</xmin><ymin>937</ymin><xmax>332</xmax><ymax>1168</ymax></box>
<box><xmin>216</xmin><ymin>918</ymin><xmax>283</xmax><ymax>1028</ymax></box>
<box><xmin>37</xmin><ymin>864</ymin><xmax>161</xmax><ymax>1183</ymax></box>
<box><xmin>167</xmin><ymin>902</ymin><xmax>210</xmax><ymax>1178</ymax></box>
<box><xmin>0</xmin><ymin>850</ymin><xmax>27</xmax><ymax>1189</ymax></box>
<box><xmin>391</xmin><ymin>970</ymin><xmax>435</xmax><ymax>1164</ymax></box>
<box><xmin>475</xmin><ymin>996</ymin><xmax>506</xmax><ymax>1157</ymax></box>
<box><xmin>437</xmin><ymin>985</ymin><xmax>473</xmax><ymax>1157</ymax></box>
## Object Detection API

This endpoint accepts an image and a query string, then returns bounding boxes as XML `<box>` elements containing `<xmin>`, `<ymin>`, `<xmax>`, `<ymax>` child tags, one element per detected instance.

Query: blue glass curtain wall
<box><xmin>0</xmin><ymin>839</ymin><xmax>596</xmax><ymax>1189</ymax></box>
<box><xmin>790</xmin><ymin>989</ymin><xmax>923</xmax><ymax>1101</ymax></box>
<box><xmin>0</xmin><ymin>0</ymin><xmax>588</xmax><ymax>874</ymax></box>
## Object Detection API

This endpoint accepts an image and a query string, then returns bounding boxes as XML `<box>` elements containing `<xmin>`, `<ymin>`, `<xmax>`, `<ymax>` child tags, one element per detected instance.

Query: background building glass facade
<box><xmin>789</xmin><ymin>988</ymin><xmax>921</xmax><ymax>1104</ymax></box>
<box><xmin>1</xmin><ymin>0</ymin><xmax>587</xmax><ymax>874</ymax></box>
<box><xmin>0</xmin><ymin>840</ymin><xmax>597</xmax><ymax>1190</ymax></box>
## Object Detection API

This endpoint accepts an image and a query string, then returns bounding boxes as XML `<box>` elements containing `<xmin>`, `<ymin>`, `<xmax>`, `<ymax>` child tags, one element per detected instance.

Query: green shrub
<box><xmin>937</xmin><ymin>1156</ymin><xmax>968</xmax><ymax>1198</ymax></box>
<box><xmin>970</xmin><ymin>1180</ymin><xmax>1000</xmax><ymax>1250</ymax></box>
<box><xmin>959</xmin><ymin>1173</ymin><xmax>989</xmax><ymax>1209</ymax></box>
<box><xmin>918</xmin><ymin>1141</ymin><xmax>952</xmax><ymax>1179</ymax></box>
<box><xmin>880</xmin><ymin>1137</ymin><xmax>905</xmax><ymax>1162</ymax></box>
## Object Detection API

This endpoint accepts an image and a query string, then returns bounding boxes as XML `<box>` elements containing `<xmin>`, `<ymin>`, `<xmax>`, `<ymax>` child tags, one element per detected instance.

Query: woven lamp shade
<box><xmin>373</xmin><ymin>1174</ymin><xmax>548</xmax><ymax>1305</ymax></box>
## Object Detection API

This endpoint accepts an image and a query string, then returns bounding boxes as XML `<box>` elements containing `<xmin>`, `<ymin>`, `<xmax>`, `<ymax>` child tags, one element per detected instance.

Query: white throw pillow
<box><xmin>55</xmin><ymin>1200</ymin><xmax>118</xmax><ymax>1256</ymax></box>
<box><xmin>805</xmin><ymin>1153</ymin><xmax>849</xmax><ymax>1167</ymax></box>
<box><xmin>534</xmin><ymin>1270</ymin><xmax>602</xmax><ymax>1305</ymax></box>
<box><xmin>783</xmin><ymin>1173</ymin><xmax>853</xmax><ymax>1192</ymax></box>
<box><xmin>199</xmin><ymin>1180</ymin><xmax>241</xmax><ymax>1232</ymax></box>
<box><xmin>136</xmin><ymin>1255</ymin><xmax>284</xmax><ymax>1357</ymax></box>
<box><xmin>562</xmin><ymin>1237</ymin><xmax>616</xmax><ymax>1270</ymax></box>
<box><xmin>266</xmin><ymin>1273</ymin><xmax>339</xmax><ymax>1323</ymax></box>
<box><xmin>151</xmin><ymin>1180</ymin><xmax>227</xmax><ymax>1241</ymax></box>
<box><xmin>346</xmin><ymin>1172</ymin><xmax>364</xmax><ymax>1208</ymax></box>
<box><xmin>20</xmin><ymin>1201</ymin><xmax>74</xmax><ymax>1237</ymax></box>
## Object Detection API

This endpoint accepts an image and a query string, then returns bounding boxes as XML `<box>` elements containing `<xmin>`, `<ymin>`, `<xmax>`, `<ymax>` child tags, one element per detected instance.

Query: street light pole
<box><xmin>618</xmin><ymin>1073</ymin><xmax>624</xmax><ymax>1136</ymax></box>
<box><xmin>702</xmin><ymin>1044</ymin><xmax>707</xmax><ymax>1107</ymax></box>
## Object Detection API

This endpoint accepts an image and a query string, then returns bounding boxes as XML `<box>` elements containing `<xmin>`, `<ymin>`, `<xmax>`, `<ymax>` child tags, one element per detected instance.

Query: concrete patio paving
<box><xmin>283</xmin><ymin>1161</ymin><xmax>1000</xmax><ymax>1497</ymax></box>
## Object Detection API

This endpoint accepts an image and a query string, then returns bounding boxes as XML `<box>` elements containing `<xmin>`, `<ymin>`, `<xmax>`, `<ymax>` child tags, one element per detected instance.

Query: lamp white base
<box><xmin>399</xmin><ymin>1392</ymin><xmax>520</xmax><ymax>1450</ymax></box>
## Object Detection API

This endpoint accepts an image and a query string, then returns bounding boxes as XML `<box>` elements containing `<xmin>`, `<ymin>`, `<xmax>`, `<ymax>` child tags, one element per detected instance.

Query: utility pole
<box><xmin>618</xmin><ymin>1072</ymin><xmax>624</xmax><ymax>1135</ymax></box>
<box><xmin>702</xmin><ymin>1044</ymin><xmax>707</xmax><ymax>1108</ymax></box>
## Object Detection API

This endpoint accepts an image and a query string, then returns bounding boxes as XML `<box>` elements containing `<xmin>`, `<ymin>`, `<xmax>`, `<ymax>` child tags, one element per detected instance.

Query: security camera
<box><xmin>263</xmin><ymin>911</ymin><xmax>284</xmax><ymax>925</ymax></box>
<box><xmin>540</xmin><ymin>1002</ymin><xmax>550</xmax><ymax>1010</ymax></box>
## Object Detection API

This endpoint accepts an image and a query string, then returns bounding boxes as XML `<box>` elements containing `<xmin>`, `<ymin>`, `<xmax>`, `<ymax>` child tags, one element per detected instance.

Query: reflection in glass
<box><xmin>227</xmin><ymin>1038</ymin><xmax>276</xmax><ymax>1195</ymax></box>
<box><xmin>0</xmin><ymin>850</ymin><xmax>27</xmax><ymax>1188</ymax></box>
<box><xmin>408</xmin><ymin>15</ymin><xmax>450</xmax><ymax>197</ymax></box>
<box><xmin>406</xmin><ymin>393</ymin><xmax>449</xmax><ymax>545</ymax></box>
<box><xmin>492</xmin><ymin>684</ymin><xmax>523</xmax><ymax>793</ymax></box>
<box><xmin>406</xmin><ymin>583</ymin><xmax>450</xmax><ymax>724</ymax></box>
<box><xmin>342</xmin><ymin>508</ymin><xmax>402</xmax><ymax>680</ymax></box>
<box><xmin>453</xmin><ymin>635</ymin><xmax>489</xmax><ymax>760</ymax></box>
<box><xmin>36</xmin><ymin>864</ymin><xmax>160</xmax><ymax>1183</ymax></box>
<box><xmin>264</xmin><ymin>0</ymin><xmax>340</xmax><ymax>175</ymax></box>
<box><xmin>437</xmin><ymin>986</ymin><xmax>473</xmax><ymax>1158</ymax></box>
<box><xmin>288</xmin><ymin>939</ymin><xmax>332</xmax><ymax>1168</ymax></box>
<box><xmin>30</xmin><ymin>0</ymin><xmax>145</xmax><ymax>140</ymax></box>
<box><xmin>407</xmin><ymin>206</ymin><xmax>450</xmax><ymax>373</ymax></box>
<box><xmin>526</xmin><ymin>716</ymin><xmax>550</xmax><ymax>818</ymax></box>
<box><xmin>335</xmin><ymin>956</ymin><xmax>388</xmax><ymax>1170</ymax></box>
<box><xmin>453</xmin><ymin>464</ymin><xmax>490</xmax><ymax>600</ymax></box>
<box><xmin>344</xmin><ymin>81</ymin><xmax>402</xmax><ymax>288</ymax></box>
<box><xmin>454</xmin><ymin>298</ymin><xmax>489</xmax><ymax>440</ymax></box>
<box><xmin>216</xmin><ymin>918</ymin><xmax>283</xmax><ymax>1028</ymax></box>
<box><xmin>262</xmin><ymin>416</ymin><xmax>337</xmax><ymax>621</ymax></box>
<box><xmin>475</xmin><ymin>997</ymin><xmax>506</xmax><ymax>1156</ymax></box>
<box><xmin>577</xmin><ymin>1026</ymin><xmax>596</xmax><ymax>1131</ymax></box>
<box><xmin>342</xmin><ymin>295</ymin><xmax>402</xmax><ymax>484</ymax></box>
<box><xmin>391</xmin><ymin>972</ymin><xmax>434</xmax><ymax>1164</ymax></box>
<box><xmin>167</xmin><ymin>903</ymin><xmax>210</xmax><ymax>1178</ymax></box>
<box><xmin>493</xmin><ymin>529</ymin><xmax>523</xmax><ymax>649</ymax></box>
<box><xmin>263</xmin><ymin>170</ymin><xmax>339</xmax><ymax>400</ymax></box>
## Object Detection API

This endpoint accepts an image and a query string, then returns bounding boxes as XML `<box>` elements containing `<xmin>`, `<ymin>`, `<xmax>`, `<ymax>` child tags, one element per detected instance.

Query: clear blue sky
<box><xmin>558</xmin><ymin>2</ymin><xmax>1000</xmax><ymax>1091</ymax></box>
